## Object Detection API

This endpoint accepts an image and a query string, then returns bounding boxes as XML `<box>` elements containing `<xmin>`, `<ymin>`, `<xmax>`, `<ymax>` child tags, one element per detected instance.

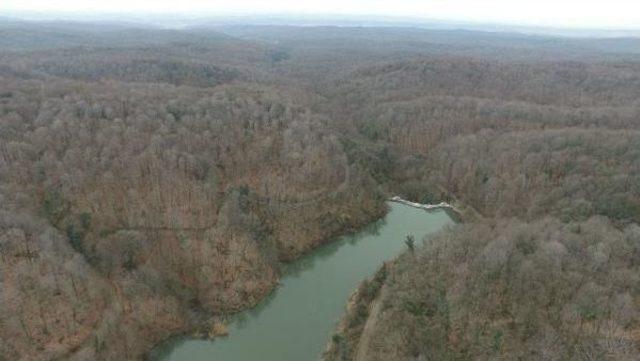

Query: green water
<box><xmin>154</xmin><ymin>203</ymin><xmax>452</xmax><ymax>361</ymax></box>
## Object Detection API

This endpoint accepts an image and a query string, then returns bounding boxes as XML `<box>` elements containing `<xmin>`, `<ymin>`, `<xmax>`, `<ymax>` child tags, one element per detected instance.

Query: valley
<box><xmin>0</xmin><ymin>18</ymin><xmax>639</xmax><ymax>361</ymax></box>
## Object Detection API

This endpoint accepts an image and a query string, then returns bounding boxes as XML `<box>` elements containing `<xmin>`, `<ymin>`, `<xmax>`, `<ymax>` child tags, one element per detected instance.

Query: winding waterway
<box><xmin>154</xmin><ymin>202</ymin><xmax>453</xmax><ymax>361</ymax></box>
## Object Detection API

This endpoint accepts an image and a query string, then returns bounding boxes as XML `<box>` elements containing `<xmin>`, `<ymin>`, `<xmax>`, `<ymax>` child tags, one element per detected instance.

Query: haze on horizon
<box><xmin>2</xmin><ymin>0</ymin><xmax>640</xmax><ymax>29</ymax></box>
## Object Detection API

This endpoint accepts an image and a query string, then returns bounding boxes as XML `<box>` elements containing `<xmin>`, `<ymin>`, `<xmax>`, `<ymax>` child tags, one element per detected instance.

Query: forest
<box><xmin>0</xmin><ymin>18</ymin><xmax>639</xmax><ymax>361</ymax></box>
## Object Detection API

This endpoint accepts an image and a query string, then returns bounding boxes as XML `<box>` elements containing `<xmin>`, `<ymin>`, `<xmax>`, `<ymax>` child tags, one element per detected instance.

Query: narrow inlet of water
<box><xmin>154</xmin><ymin>202</ymin><xmax>453</xmax><ymax>361</ymax></box>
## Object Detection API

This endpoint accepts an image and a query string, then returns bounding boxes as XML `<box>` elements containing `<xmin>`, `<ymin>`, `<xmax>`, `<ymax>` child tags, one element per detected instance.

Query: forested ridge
<box><xmin>319</xmin><ymin>29</ymin><xmax>640</xmax><ymax>361</ymax></box>
<box><xmin>0</xmin><ymin>19</ymin><xmax>639</xmax><ymax>360</ymax></box>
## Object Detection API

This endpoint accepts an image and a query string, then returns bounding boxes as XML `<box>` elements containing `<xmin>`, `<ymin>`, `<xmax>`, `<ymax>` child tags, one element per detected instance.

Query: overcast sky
<box><xmin>2</xmin><ymin>0</ymin><xmax>640</xmax><ymax>29</ymax></box>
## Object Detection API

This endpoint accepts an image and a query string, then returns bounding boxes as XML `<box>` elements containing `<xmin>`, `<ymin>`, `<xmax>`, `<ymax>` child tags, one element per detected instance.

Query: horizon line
<box><xmin>2</xmin><ymin>10</ymin><xmax>640</xmax><ymax>34</ymax></box>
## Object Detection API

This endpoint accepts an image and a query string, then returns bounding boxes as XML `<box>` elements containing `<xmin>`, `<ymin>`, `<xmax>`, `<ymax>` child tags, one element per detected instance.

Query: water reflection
<box><xmin>286</xmin><ymin>217</ymin><xmax>386</xmax><ymax>278</ymax></box>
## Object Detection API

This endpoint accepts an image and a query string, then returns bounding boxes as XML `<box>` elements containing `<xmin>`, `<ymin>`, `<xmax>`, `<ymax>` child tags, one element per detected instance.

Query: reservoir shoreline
<box><xmin>152</xmin><ymin>202</ymin><xmax>453</xmax><ymax>361</ymax></box>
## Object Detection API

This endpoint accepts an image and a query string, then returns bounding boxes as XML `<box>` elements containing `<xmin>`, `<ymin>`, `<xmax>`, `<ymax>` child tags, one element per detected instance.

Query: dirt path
<box><xmin>354</xmin><ymin>283</ymin><xmax>388</xmax><ymax>361</ymax></box>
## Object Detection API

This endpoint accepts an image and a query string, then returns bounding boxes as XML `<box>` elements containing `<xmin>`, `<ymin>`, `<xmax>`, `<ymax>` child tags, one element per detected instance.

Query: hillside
<box><xmin>325</xmin><ymin>219</ymin><xmax>640</xmax><ymax>361</ymax></box>
<box><xmin>1</xmin><ymin>21</ymin><xmax>639</xmax><ymax>360</ymax></box>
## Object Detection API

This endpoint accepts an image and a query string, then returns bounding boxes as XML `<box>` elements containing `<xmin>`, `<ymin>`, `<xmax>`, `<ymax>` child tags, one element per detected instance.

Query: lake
<box><xmin>154</xmin><ymin>202</ymin><xmax>453</xmax><ymax>361</ymax></box>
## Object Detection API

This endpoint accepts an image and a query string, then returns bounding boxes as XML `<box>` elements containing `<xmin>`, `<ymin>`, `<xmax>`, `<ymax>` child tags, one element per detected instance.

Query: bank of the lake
<box><xmin>152</xmin><ymin>202</ymin><xmax>453</xmax><ymax>361</ymax></box>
